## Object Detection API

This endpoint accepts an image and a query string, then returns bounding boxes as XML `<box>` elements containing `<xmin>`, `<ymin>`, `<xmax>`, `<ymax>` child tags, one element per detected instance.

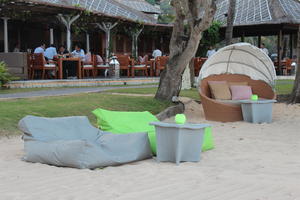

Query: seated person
<box><xmin>83</xmin><ymin>52</ymin><xmax>92</xmax><ymax>64</ymax></box>
<box><xmin>34</xmin><ymin>43</ymin><xmax>47</xmax><ymax>60</ymax></box>
<box><xmin>96</xmin><ymin>54</ymin><xmax>104</xmax><ymax>65</ymax></box>
<box><xmin>57</xmin><ymin>45</ymin><xmax>69</xmax><ymax>57</ymax></box>
<box><xmin>44</xmin><ymin>44</ymin><xmax>57</xmax><ymax>61</ymax></box>
<box><xmin>34</xmin><ymin>43</ymin><xmax>46</xmax><ymax>54</ymax></box>
<box><xmin>13</xmin><ymin>43</ymin><xmax>21</xmax><ymax>52</ymax></box>
<box><xmin>152</xmin><ymin>48</ymin><xmax>162</xmax><ymax>59</ymax></box>
<box><xmin>72</xmin><ymin>44</ymin><xmax>85</xmax><ymax>60</ymax></box>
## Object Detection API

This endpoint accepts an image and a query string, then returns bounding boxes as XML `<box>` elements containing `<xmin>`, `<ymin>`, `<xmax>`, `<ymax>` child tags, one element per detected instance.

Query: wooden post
<box><xmin>57</xmin><ymin>14</ymin><xmax>80</xmax><ymax>52</ymax></box>
<box><xmin>50</xmin><ymin>28</ymin><xmax>54</xmax><ymax>44</ymax></box>
<box><xmin>258</xmin><ymin>35</ymin><xmax>261</xmax><ymax>48</ymax></box>
<box><xmin>278</xmin><ymin>29</ymin><xmax>283</xmax><ymax>74</ymax></box>
<box><xmin>290</xmin><ymin>34</ymin><xmax>293</xmax><ymax>58</ymax></box>
<box><xmin>241</xmin><ymin>32</ymin><xmax>245</xmax><ymax>42</ymax></box>
<box><xmin>2</xmin><ymin>17</ymin><xmax>9</xmax><ymax>53</ymax></box>
<box><xmin>96</xmin><ymin>22</ymin><xmax>118</xmax><ymax>60</ymax></box>
<box><xmin>17</xmin><ymin>27</ymin><xmax>21</xmax><ymax>48</ymax></box>
<box><xmin>86</xmin><ymin>32</ymin><xmax>90</xmax><ymax>53</ymax></box>
<box><xmin>131</xmin><ymin>27</ymin><xmax>143</xmax><ymax>59</ymax></box>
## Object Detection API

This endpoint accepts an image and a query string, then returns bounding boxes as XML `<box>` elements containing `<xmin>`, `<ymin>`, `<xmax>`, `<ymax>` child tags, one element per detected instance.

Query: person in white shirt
<box><xmin>44</xmin><ymin>44</ymin><xmax>57</xmax><ymax>60</ymax></box>
<box><xmin>260</xmin><ymin>43</ymin><xmax>269</xmax><ymax>56</ymax></box>
<box><xmin>13</xmin><ymin>43</ymin><xmax>20</xmax><ymax>52</ymax></box>
<box><xmin>34</xmin><ymin>43</ymin><xmax>46</xmax><ymax>54</ymax></box>
<box><xmin>72</xmin><ymin>44</ymin><xmax>85</xmax><ymax>60</ymax></box>
<box><xmin>206</xmin><ymin>46</ymin><xmax>216</xmax><ymax>58</ymax></box>
<box><xmin>152</xmin><ymin>48</ymin><xmax>162</xmax><ymax>59</ymax></box>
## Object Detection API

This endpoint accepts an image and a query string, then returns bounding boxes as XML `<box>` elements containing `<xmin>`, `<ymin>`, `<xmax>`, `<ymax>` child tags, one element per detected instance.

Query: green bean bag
<box><xmin>92</xmin><ymin>108</ymin><xmax>214</xmax><ymax>154</ymax></box>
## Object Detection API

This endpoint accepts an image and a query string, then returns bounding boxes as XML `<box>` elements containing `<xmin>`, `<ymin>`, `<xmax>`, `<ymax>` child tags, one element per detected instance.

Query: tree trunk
<box><xmin>155</xmin><ymin>0</ymin><xmax>217</xmax><ymax>101</ymax></box>
<box><xmin>289</xmin><ymin>25</ymin><xmax>300</xmax><ymax>103</ymax></box>
<box><xmin>225</xmin><ymin>0</ymin><xmax>236</xmax><ymax>45</ymax></box>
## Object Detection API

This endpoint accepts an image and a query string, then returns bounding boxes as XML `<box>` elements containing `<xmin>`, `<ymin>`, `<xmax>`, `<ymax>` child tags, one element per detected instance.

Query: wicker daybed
<box><xmin>198</xmin><ymin>43</ymin><xmax>277</xmax><ymax>122</ymax></box>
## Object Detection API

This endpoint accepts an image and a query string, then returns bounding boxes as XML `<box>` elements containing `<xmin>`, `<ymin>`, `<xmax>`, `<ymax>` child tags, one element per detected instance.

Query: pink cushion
<box><xmin>96</xmin><ymin>55</ymin><xmax>103</xmax><ymax>64</ymax></box>
<box><xmin>138</xmin><ymin>55</ymin><xmax>148</xmax><ymax>64</ymax></box>
<box><xmin>138</xmin><ymin>56</ymin><xmax>143</xmax><ymax>63</ymax></box>
<box><xmin>84</xmin><ymin>53</ymin><xmax>92</xmax><ymax>64</ymax></box>
<box><xmin>230</xmin><ymin>85</ymin><xmax>253</xmax><ymax>100</ymax></box>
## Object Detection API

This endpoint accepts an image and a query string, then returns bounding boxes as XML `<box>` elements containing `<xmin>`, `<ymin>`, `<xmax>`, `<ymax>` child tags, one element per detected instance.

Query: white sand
<box><xmin>1</xmin><ymin>103</ymin><xmax>300</xmax><ymax>200</ymax></box>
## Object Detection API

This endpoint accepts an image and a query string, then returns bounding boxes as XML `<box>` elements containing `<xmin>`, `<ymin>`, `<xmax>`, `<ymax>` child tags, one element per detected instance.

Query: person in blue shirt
<box><xmin>34</xmin><ymin>43</ymin><xmax>46</xmax><ymax>54</ymax></box>
<box><xmin>72</xmin><ymin>44</ymin><xmax>85</xmax><ymax>60</ymax></box>
<box><xmin>44</xmin><ymin>44</ymin><xmax>58</xmax><ymax>60</ymax></box>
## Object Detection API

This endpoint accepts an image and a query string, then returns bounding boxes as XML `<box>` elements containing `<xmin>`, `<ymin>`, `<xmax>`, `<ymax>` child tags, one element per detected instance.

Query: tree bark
<box><xmin>289</xmin><ymin>25</ymin><xmax>300</xmax><ymax>103</ymax></box>
<box><xmin>155</xmin><ymin>0</ymin><xmax>217</xmax><ymax>101</ymax></box>
<box><xmin>225</xmin><ymin>0</ymin><xmax>236</xmax><ymax>45</ymax></box>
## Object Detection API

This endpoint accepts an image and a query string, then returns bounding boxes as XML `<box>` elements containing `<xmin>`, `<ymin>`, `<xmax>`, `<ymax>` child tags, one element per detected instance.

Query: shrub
<box><xmin>0</xmin><ymin>61</ymin><xmax>16</xmax><ymax>88</ymax></box>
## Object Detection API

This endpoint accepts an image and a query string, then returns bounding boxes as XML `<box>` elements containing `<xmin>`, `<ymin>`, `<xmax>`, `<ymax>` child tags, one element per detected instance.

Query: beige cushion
<box><xmin>133</xmin><ymin>65</ymin><xmax>146</xmax><ymax>68</ymax></box>
<box><xmin>83</xmin><ymin>65</ymin><xmax>93</xmax><ymax>68</ymax></box>
<box><xmin>96</xmin><ymin>64</ymin><xmax>109</xmax><ymax>68</ymax></box>
<box><xmin>45</xmin><ymin>64</ymin><xmax>56</xmax><ymax>68</ymax></box>
<box><xmin>228</xmin><ymin>82</ymin><xmax>248</xmax><ymax>86</ymax></box>
<box><xmin>209</xmin><ymin>83</ymin><xmax>232</xmax><ymax>100</ymax></box>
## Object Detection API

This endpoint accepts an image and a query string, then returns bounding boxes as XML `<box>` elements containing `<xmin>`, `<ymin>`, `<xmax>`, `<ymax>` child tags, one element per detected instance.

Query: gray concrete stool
<box><xmin>240</xmin><ymin>99</ymin><xmax>277</xmax><ymax>123</ymax></box>
<box><xmin>150</xmin><ymin>122</ymin><xmax>210</xmax><ymax>165</ymax></box>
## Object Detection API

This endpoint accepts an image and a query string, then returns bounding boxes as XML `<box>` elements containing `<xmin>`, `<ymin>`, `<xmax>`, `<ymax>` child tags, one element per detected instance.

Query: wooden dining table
<box><xmin>57</xmin><ymin>57</ymin><xmax>82</xmax><ymax>79</ymax></box>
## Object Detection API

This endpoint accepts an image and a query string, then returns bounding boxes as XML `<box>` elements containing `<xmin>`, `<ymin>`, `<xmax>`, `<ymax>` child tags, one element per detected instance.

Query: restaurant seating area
<box><xmin>26</xmin><ymin>53</ymin><xmax>172</xmax><ymax>80</ymax></box>
<box><xmin>21</xmin><ymin>50</ymin><xmax>300</xmax><ymax>81</ymax></box>
<box><xmin>273</xmin><ymin>58</ymin><xmax>297</xmax><ymax>76</ymax></box>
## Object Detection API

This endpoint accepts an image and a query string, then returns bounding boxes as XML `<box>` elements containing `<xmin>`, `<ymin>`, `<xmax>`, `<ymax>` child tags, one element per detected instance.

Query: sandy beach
<box><xmin>1</xmin><ymin>103</ymin><xmax>300</xmax><ymax>200</ymax></box>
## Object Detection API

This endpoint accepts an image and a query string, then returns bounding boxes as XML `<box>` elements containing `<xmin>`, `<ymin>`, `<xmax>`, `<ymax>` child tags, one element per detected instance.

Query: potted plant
<box><xmin>0</xmin><ymin>61</ymin><xmax>17</xmax><ymax>89</ymax></box>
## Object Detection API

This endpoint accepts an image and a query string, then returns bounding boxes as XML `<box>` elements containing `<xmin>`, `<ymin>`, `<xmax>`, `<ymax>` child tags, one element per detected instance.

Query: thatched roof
<box><xmin>215</xmin><ymin>0</ymin><xmax>300</xmax><ymax>26</ymax></box>
<box><xmin>34</xmin><ymin>0</ymin><xmax>157</xmax><ymax>24</ymax></box>
<box><xmin>115</xmin><ymin>0</ymin><xmax>161</xmax><ymax>14</ymax></box>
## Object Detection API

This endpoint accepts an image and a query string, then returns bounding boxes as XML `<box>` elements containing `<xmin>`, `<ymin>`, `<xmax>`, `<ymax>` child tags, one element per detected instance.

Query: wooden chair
<box><xmin>116</xmin><ymin>55</ymin><xmax>131</xmax><ymax>77</ymax></box>
<box><xmin>93</xmin><ymin>55</ymin><xmax>109</xmax><ymax>77</ymax></box>
<box><xmin>31</xmin><ymin>53</ymin><xmax>57</xmax><ymax>79</ymax></box>
<box><xmin>131</xmin><ymin>55</ymin><xmax>149</xmax><ymax>77</ymax></box>
<box><xmin>194</xmin><ymin>57</ymin><xmax>207</xmax><ymax>76</ymax></box>
<box><xmin>283</xmin><ymin>58</ymin><xmax>292</xmax><ymax>75</ymax></box>
<box><xmin>27</xmin><ymin>53</ymin><xmax>33</xmax><ymax>79</ymax></box>
<box><xmin>82</xmin><ymin>53</ymin><xmax>95</xmax><ymax>78</ymax></box>
<box><xmin>155</xmin><ymin>56</ymin><xmax>168</xmax><ymax>76</ymax></box>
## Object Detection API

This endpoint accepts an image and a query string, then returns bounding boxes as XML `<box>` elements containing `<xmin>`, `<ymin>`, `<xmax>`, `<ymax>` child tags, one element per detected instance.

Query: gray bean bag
<box><xmin>18</xmin><ymin>115</ymin><xmax>152</xmax><ymax>169</ymax></box>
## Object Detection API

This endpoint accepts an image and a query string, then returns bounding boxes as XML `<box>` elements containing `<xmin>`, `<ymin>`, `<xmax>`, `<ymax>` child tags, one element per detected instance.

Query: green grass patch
<box><xmin>0</xmin><ymin>83</ymin><xmax>158</xmax><ymax>95</ymax></box>
<box><xmin>275</xmin><ymin>80</ymin><xmax>294</xmax><ymax>95</ymax></box>
<box><xmin>0</xmin><ymin>93</ymin><xmax>170</xmax><ymax>137</ymax></box>
<box><xmin>0</xmin><ymin>87</ymin><xmax>62</xmax><ymax>94</ymax></box>
<box><xmin>106</xmin><ymin>79</ymin><xmax>295</xmax><ymax>99</ymax></box>
<box><xmin>106</xmin><ymin>87</ymin><xmax>200</xmax><ymax>100</ymax></box>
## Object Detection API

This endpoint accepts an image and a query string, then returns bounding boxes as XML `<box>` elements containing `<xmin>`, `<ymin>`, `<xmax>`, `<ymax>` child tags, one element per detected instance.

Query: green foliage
<box><xmin>196</xmin><ymin>21</ymin><xmax>222</xmax><ymax>57</ymax></box>
<box><xmin>157</xmin><ymin>0</ymin><xmax>174</xmax><ymax>23</ymax></box>
<box><xmin>71</xmin><ymin>9</ymin><xmax>98</xmax><ymax>35</ymax></box>
<box><xmin>158</xmin><ymin>14</ymin><xmax>175</xmax><ymax>24</ymax></box>
<box><xmin>160</xmin><ymin>0</ymin><xmax>173</xmax><ymax>14</ymax></box>
<box><xmin>0</xmin><ymin>62</ymin><xmax>17</xmax><ymax>88</ymax></box>
<box><xmin>145</xmin><ymin>0</ymin><xmax>156</xmax><ymax>5</ymax></box>
<box><xmin>0</xmin><ymin>0</ymin><xmax>31</xmax><ymax>20</ymax></box>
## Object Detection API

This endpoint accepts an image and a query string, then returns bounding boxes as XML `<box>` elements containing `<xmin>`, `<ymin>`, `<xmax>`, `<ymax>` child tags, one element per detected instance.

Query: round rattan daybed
<box><xmin>198</xmin><ymin>43</ymin><xmax>277</xmax><ymax>122</ymax></box>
